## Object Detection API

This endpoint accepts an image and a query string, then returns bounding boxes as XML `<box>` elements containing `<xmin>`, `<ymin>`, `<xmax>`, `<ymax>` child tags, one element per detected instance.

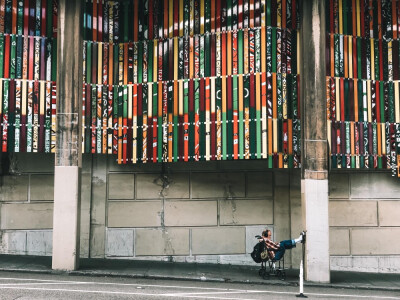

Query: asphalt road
<box><xmin>0</xmin><ymin>271</ymin><xmax>399</xmax><ymax>300</ymax></box>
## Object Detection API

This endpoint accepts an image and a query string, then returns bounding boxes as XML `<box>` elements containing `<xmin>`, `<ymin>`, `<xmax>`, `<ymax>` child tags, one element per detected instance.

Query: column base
<box><xmin>52</xmin><ymin>166</ymin><xmax>81</xmax><ymax>271</ymax></box>
<box><xmin>301</xmin><ymin>179</ymin><xmax>330</xmax><ymax>283</ymax></box>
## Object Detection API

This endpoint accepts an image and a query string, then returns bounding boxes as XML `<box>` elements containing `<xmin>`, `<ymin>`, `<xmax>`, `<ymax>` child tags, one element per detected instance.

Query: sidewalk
<box><xmin>0</xmin><ymin>254</ymin><xmax>399</xmax><ymax>292</ymax></box>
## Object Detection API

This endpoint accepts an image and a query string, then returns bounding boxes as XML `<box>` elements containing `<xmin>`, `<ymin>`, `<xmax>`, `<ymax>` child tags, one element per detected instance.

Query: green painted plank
<box><xmin>10</xmin><ymin>35</ymin><xmax>16</xmax><ymax>79</ymax></box>
<box><xmin>238</xmin><ymin>30</ymin><xmax>244</xmax><ymax>75</ymax></box>
<box><xmin>47</xmin><ymin>0</ymin><xmax>53</xmax><ymax>38</ymax></box>
<box><xmin>380</xmin><ymin>81</ymin><xmax>385</xmax><ymax>123</ymax></box>
<box><xmin>152</xmin><ymin>82</ymin><xmax>158</xmax><ymax>161</ymax></box>
<box><xmin>147</xmin><ymin>41</ymin><xmax>153</xmax><ymax>83</ymax></box>
<box><xmin>86</xmin><ymin>42</ymin><xmax>92</xmax><ymax>84</ymax></box>
<box><xmin>138</xmin><ymin>41</ymin><xmax>143</xmax><ymax>84</ymax></box>
<box><xmin>266</xmin><ymin>0</ymin><xmax>271</xmax><ymax>27</ymax></box>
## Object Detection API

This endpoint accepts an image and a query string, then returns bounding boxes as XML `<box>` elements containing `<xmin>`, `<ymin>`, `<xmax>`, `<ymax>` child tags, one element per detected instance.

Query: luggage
<box><xmin>251</xmin><ymin>241</ymin><xmax>266</xmax><ymax>263</ymax></box>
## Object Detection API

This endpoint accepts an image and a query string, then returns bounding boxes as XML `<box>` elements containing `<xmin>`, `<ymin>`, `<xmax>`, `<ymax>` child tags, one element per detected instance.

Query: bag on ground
<box><xmin>251</xmin><ymin>241</ymin><xmax>265</xmax><ymax>263</ymax></box>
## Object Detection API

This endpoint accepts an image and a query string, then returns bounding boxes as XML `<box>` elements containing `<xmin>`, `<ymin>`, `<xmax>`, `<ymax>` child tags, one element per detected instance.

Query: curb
<box><xmin>0</xmin><ymin>267</ymin><xmax>399</xmax><ymax>293</ymax></box>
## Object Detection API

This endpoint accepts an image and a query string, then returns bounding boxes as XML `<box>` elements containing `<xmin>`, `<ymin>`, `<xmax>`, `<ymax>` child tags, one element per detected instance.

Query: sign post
<box><xmin>296</xmin><ymin>235</ymin><xmax>307</xmax><ymax>298</ymax></box>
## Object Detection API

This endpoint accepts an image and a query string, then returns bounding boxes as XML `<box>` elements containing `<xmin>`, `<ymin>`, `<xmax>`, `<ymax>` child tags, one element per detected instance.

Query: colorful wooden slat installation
<box><xmin>0</xmin><ymin>0</ymin><xmax>325</xmax><ymax>172</ymax></box>
<box><xmin>325</xmin><ymin>0</ymin><xmax>400</xmax><ymax>174</ymax></box>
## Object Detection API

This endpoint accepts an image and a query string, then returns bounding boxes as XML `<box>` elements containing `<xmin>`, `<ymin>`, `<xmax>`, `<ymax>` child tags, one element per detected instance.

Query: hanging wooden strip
<box><xmin>83</xmin><ymin>84</ymin><xmax>89</xmax><ymax>154</ymax></box>
<box><xmin>7</xmin><ymin>79</ymin><xmax>15</xmax><ymax>153</ymax></box>
<box><xmin>202</xmin><ymin>34</ymin><xmax>207</xmax><ymax>77</ymax></box>
<box><xmin>261</xmin><ymin>72</ymin><xmax>267</xmax><ymax>158</ymax></box>
<box><xmin>210</xmin><ymin>76</ymin><xmax>216</xmax><ymax>160</ymax></box>
<box><xmin>102</xmin><ymin>85</ymin><xmax>108</xmax><ymax>155</ymax></box>
<box><xmin>227</xmin><ymin>31</ymin><xmax>232</xmax><ymax>75</ymax></box>
<box><xmin>205</xmin><ymin>76</ymin><xmax>211</xmax><ymax>160</ymax></box>
<box><xmin>189</xmin><ymin>0</ymin><xmax>194</xmax><ymax>36</ymax></box>
<box><xmin>188</xmin><ymin>79</ymin><xmax>194</xmax><ymax>160</ymax></box>
<box><xmin>194</xmin><ymin>78</ymin><xmax>200</xmax><ymax>160</ymax></box>
<box><xmin>117</xmin><ymin>85</ymin><xmax>124</xmax><ymax>161</ymax></box>
<box><xmin>31</xmin><ymin>80</ymin><xmax>39</xmax><ymax>152</ymax></box>
<box><xmin>98</xmin><ymin>0</ymin><xmax>103</xmax><ymax>41</ymax></box>
<box><xmin>243</xmin><ymin>28</ymin><xmax>249</xmax><ymax>74</ymax></box>
<box><xmin>221</xmin><ymin>75</ymin><xmax>227</xmax><ymax>159</ymax></box>
<box><xmin>14</xmin><ymin>80</ymin><xmax>22</xmax><ymax>152</ymax></box>
<box><xmin>137</xmin><ymin>84</ymin><xmax>143</xmax><ymax>162</ymax></box>
<box><xmin>249</xmin><ymin>29</ymin><xmax>255</xmax><ymax>73</ymax></box>
<box><xmin>216</xmin><ymin>76</ymin><xmax>222</xmax><ymax>160</ymax></box>
<box><xmin>194</xmin><ymin>35</ymin><xmax>200</xmax><ymax>78</ymax></box>
<box><xmin>249</xmin><ymin>73</ymin><xmax>256</xmax><ymax>158</ymax></box>
<box><xmin>221</xmin><ymin>31</ymin><xmax>227</xmax><ymax>76</ymax></box>
<box><xmin>255</xmin><ymin>72</ymin><xmax>261</xmax><ymax>158</ymax></box>
<box><xmin>233</xmin><ymin>74</ymin><xmax>239</xmax><ymax>159</ymax></box>
<box><xmin>178</xmin><ymin>79</ymin><xmax>184</xmax><ymax>159</ymax></box>
<box><xmin>38</xmin><ymin>80</ymin><xmax>45</xmax><ymax>152</ymax></box>
<box><xmin>96</xmin><ymin>84</ymin><xmax>103</xmax><ymax>154</ymax></box>
<box><xmin>151</xmin><ymin>81</ymin><xmax>158</xmax><ymax>162</ymax></box>
<box><xmin>110</xmin><ymin>85</ymin><xmax>117</xmax><ymax>154</ymax></box>
<box><xmin>99</xmin><ymin>42</ymin><xmax>104</xmax><ymax>85</ymax></box>
<box><xmin>243</xmin><ymin>0</ymin><xmax>249</xmax><ymax>29</ymax></box>
<box><xmin>130</xmin><ymin>84</ymin><xmax>136</xmax><ymax>162</ymax></box>
<box><xmin>3</xmin><ymin>34</ymin><xmax>11</xmax><ymax>79</ymax></box>
<box><xmin>147</xmin><ymin>82</ymin><xmax>153</xmax><ymax>162</ymax></box>
<box><xmin>47</xmin><ymin>81</ymin><xmax>55</xmax><ymax>152</ymax></box>
<box><xmin>167</xmin><ymin>81</ymin><xmax>173</xmax><ymax>162</ymax></box>
<box><xmin>227</xmin><ymin>0</ymin><xmax>232</xmax><ymax>31</ymax></box>
<box><xmin>215</xmin><ymin>32</ymin><xmax>221</xmax><ymax>76</ymax></box>
<box><xmin>221</xmin><ymin>0</ymin><xmax>227</xmax><ymax>32</ymax></box>
<box><xmin>9</xmin><ymin>34</ymin><xmax>16</xmax><ymax>79</ymax></box>
<box><xmin>237</xmin><ymin>0</ymin><xmax>243</xmax><ymax>29</ymax></box>
<box><xmin>244</xmin><ymin>74</ymin><xmax>250</xmax><ymax>159</ymax></box>
<box><xmin>89</xmin><ymin>84</ymin><xmax>96</xmax><ymax>154</ymax></box>
<box><xmin>238</xmin><ymin>74</ymin><xmax>244</xmax><ymax>158</ymax></box>
<box><xmin>395</xmin><ymin>81</ymin><xmax>399</xmax><ymax>123</ymax></box>
<box><xmin>232</xmin><ymin>0</ymin><xmax>238</xmax><ymax>30</ymax></box>
<box><xmin>43</xmin><ymin>81</ymin><xmax>51</xmax><ymax>153</ymax></box>
<box><xmin>162</xmin><ymin>81</ymin><xmax>168</xmax><ymax>161</ymax></box>
<box><xmin>235</xmin><ymin>31</ymin><xmax>243</xmax><ymax>74</ymax></box>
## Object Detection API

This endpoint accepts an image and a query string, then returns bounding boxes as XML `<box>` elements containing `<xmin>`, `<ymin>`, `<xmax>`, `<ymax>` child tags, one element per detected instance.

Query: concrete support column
<box><xmin>89</xmin><ymin>156</ymin><xmax>107</xmax><ymax>258</ymax></box>
<box><xmin>52</xmin><ymin>0</ymin><xmax>83</xmax><ymax>271</ymax></box>
<box><xmin>300</xmin><ymin>0</ymin><xmax>330</xmax><ymax>282</ymax></box>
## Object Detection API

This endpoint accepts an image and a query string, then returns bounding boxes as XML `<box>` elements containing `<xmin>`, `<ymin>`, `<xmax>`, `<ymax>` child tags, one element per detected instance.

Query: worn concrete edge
<box><xmin>0</xmin><ymin>268</ymin><xmax>399</xmax><ymax>292</ymax></box>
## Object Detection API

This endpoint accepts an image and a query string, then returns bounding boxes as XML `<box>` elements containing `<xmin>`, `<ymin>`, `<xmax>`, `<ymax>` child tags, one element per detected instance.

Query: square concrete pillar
<box><xmin>300</xmin><ymin>0</ymin><xmax>330</xmax><ymax>283</ymax></box>
<box><xmin>52</xmin><ymin>0</ymin><xmax>83</xmax><ymax>271</ymax></box>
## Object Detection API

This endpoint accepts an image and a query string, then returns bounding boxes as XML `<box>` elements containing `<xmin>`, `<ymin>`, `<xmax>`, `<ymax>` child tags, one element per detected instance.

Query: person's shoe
<box><xmin>300</xmin><ymin>231</ymin><xmax>306</xmax><ymax>243</ymax></box>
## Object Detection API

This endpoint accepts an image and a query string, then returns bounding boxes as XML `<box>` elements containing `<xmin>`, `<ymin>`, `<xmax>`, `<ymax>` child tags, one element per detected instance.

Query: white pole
<box><xmin>299</xmin><ymin>259</ymin><xmax>304</xmax><ymax>294</ymax></box>
<box><xmin>296</xmin><ymin>245</ymin><xmax>307</xmax><ymax>298</ymax></box>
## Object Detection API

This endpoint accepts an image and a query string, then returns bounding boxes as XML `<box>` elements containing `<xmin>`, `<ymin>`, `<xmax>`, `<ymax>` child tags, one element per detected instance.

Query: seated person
<box><xmin>259</xmin><ymin>229</ymin><xmax>305</xmax><ymax>261</ymax></box>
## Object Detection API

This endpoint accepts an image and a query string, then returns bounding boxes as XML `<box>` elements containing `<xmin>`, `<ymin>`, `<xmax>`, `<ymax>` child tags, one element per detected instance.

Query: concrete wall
<box><xmin>0</xmin><ymin>154</ymin><xmax>303</xmax><ymax>268</ymax></box>
<box><xmin>329</xmin><ymin>172</ymin><xmax>400</xmax><ymax>273</ymax></box>
<box><xmin>102</xmin><ymin>157</ymin><xmax>303</xmax><ymax>268</ymax></box>
<box><xmin>0</xmin><ymin>153</ymin><xmax>92</xmax><ymax>258</ymax></box>
<box><xmin>1</xmin><ymin>154</ymin><xmax>399</xmax><ymax>273</ymax></box>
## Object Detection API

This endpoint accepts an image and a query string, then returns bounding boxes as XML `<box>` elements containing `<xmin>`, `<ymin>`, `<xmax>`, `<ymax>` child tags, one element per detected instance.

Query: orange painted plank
<box><xmin>392</xmin><ymin>0</ymin><xmax>397</xmax><ymax>39</ymax></box>
<box><xmin>377</xmin><ymin>122</ymin><xmax>382</xmax><ymax>156</ymax></box>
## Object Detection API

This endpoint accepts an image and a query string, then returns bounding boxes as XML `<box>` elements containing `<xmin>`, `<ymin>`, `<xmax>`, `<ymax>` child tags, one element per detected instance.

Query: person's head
<box><xmin>262</xmin><ymin>229</ymin><xmax>271</xmax><ymax>239</ymax></box>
